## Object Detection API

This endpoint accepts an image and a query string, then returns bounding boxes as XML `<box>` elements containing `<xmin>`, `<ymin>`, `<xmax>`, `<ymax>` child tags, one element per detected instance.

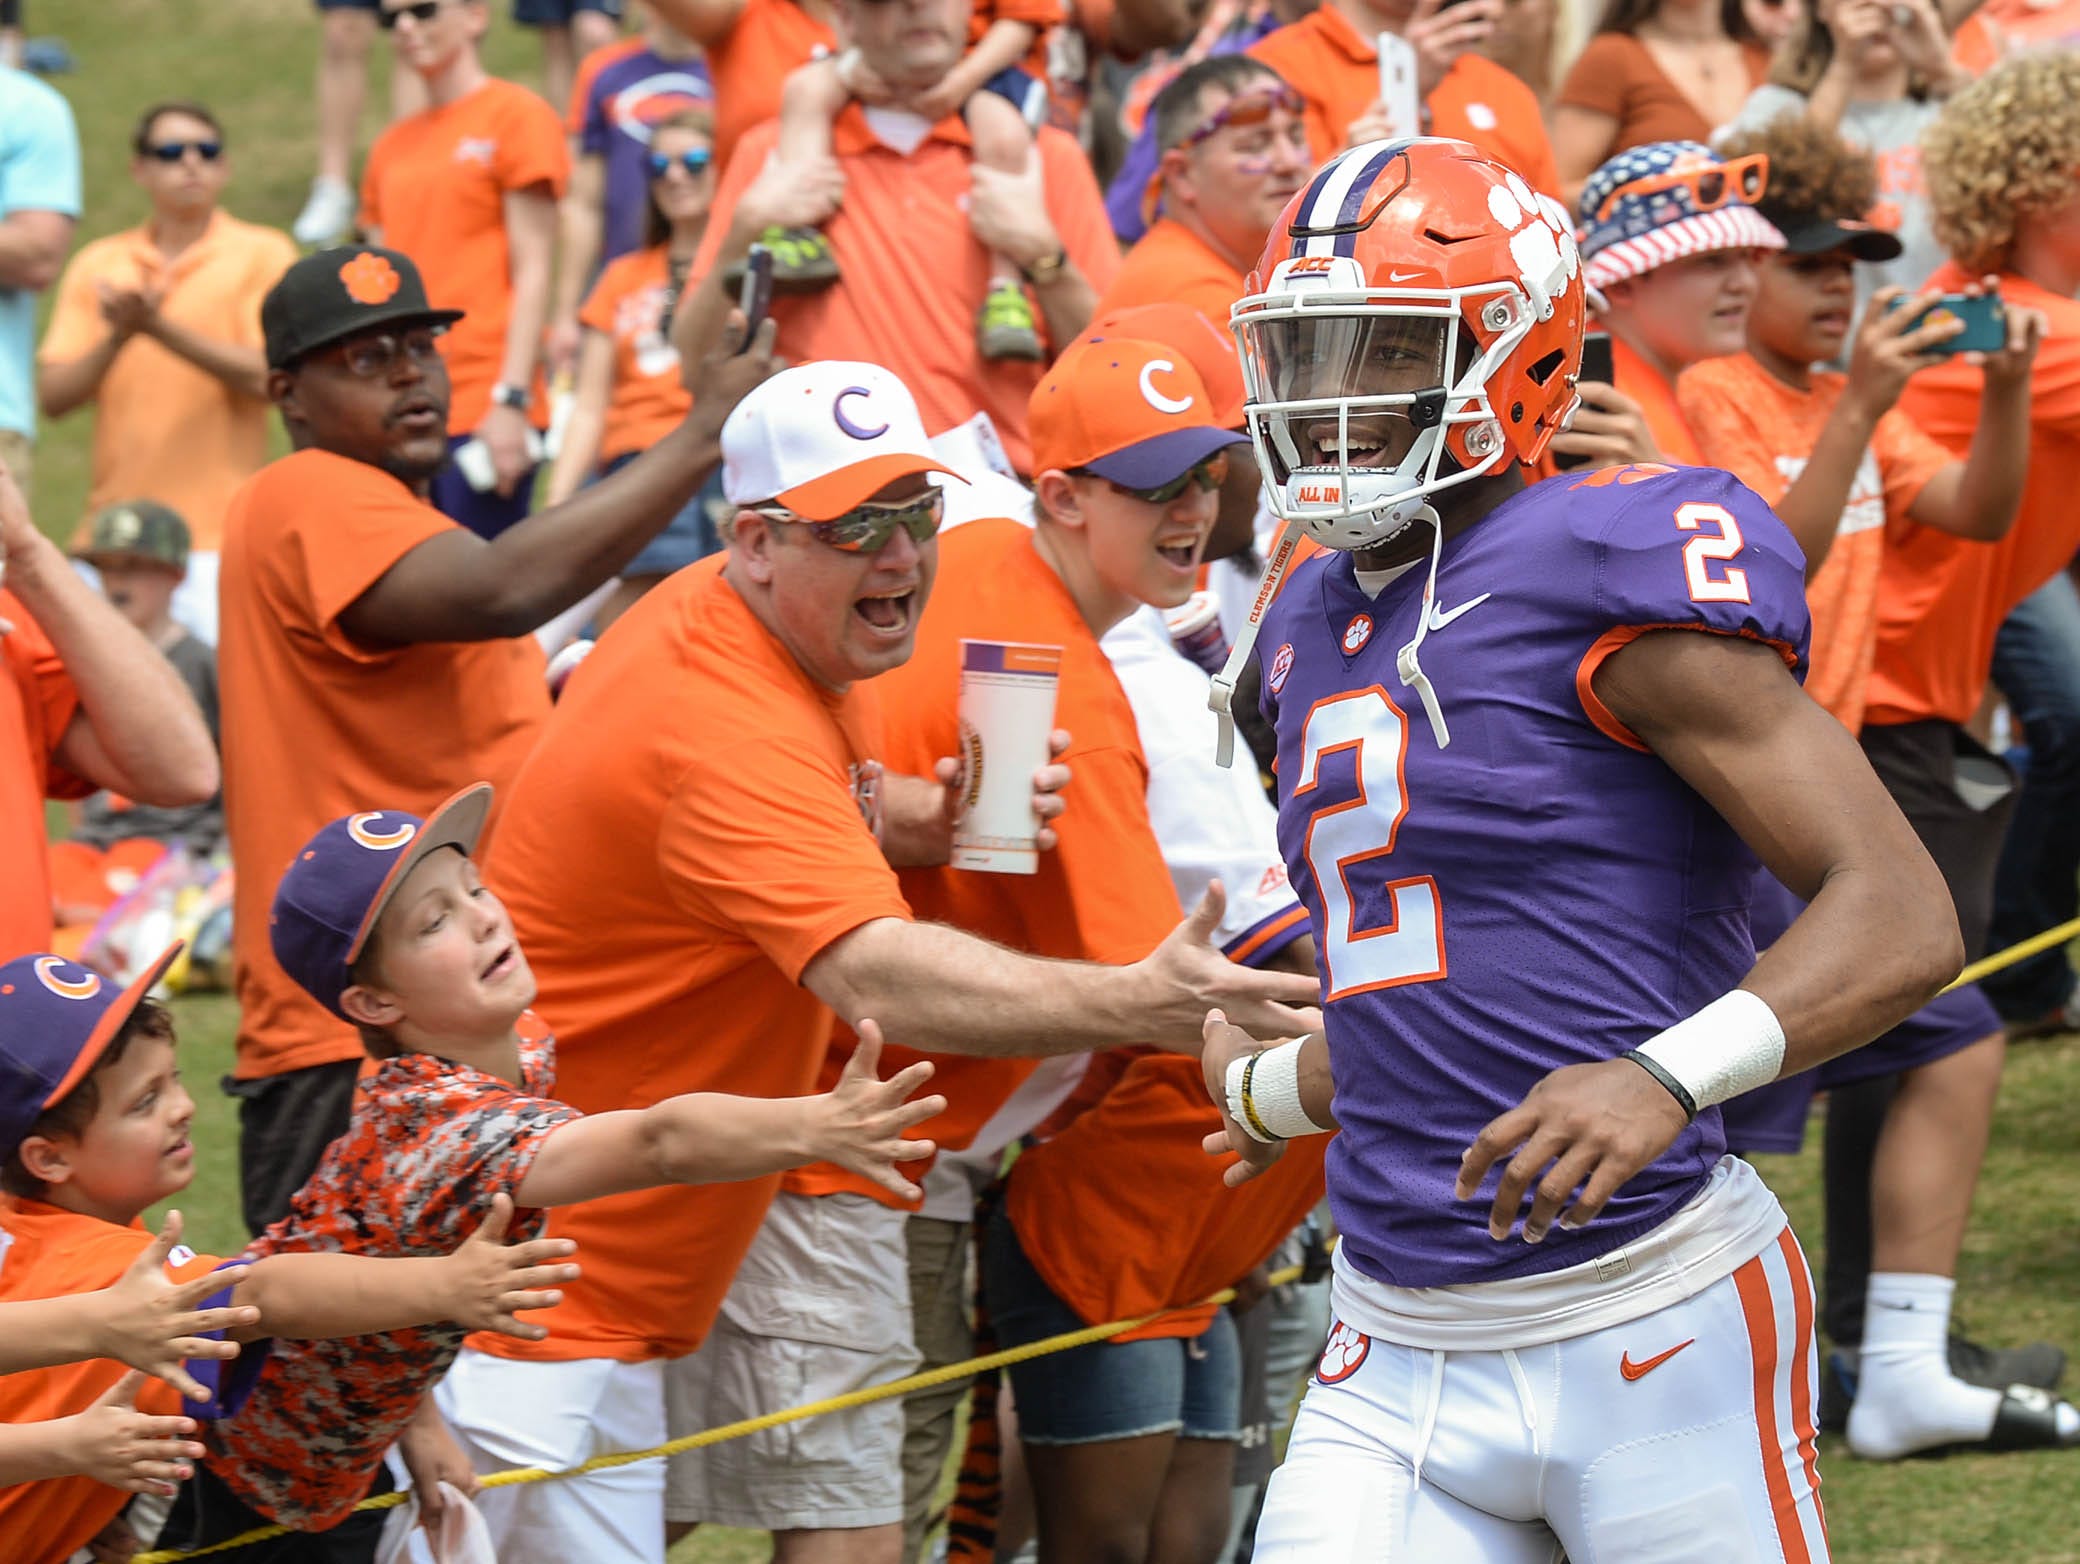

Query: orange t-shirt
<box><xmin>972</xmin><ymin>0</ymin><xmax>1068</xmax><ymax>77</ymax></box>
<box><xmin>217</xmin><ymin>450</ymin><xmax>551</xmax><ymax>1081</ymax></box>
<box><xmin>1</xmin><ymin>594</ymin><xmax>90</xmax><ymax>959</ymax></box>
<box><xmin>1007</xmin><ymin>1051</ymin><xmax>1327</xmax><ymax>1340</ymax></box>
<box><xmin>1248</xmin><ymin>7</ymin><xmax>1559</xmax><ymax>196</ymax></box>
<box><xmin>469</xmin><ymin>557</ymin><xmax>912</xmax><ymax>1363</ymax></box>
<box><xmin>1679</xmin><ymin>353</ymin><xmax>1950</xmax><ymax>733</ymax></box>
<box><xmin>782</xmin><ymin>517</ymin><xmax>1186</xmax><ymax>1205</ymax></box>
<box><xmin>579</xmin><ymin>244</ymin><xmax>693</xmax><ymax>462</ymax></box>
<box><xmin>1869</xmin><ymin>268</ymin><xmax>2080</xmax><ymax>728</ymax></box>
<box><xmin>359</xmin><ymin>79</ymin><xmax>570</xmax><ymax>433</ymax></box>
<box><xmin>1952</xmin><ymin>0</ymin><xmax>2080</xmax><ymax>73</ymax></box>
<box><xmin>706</xmin><ymin>0</ymin><xmax>838</xmax><ymax>175</ymax></box>
<box><xmin>37</xmin><ymin>213</ymin><xmax>298</xmax><ymax>551</ymax></box>
<box><xmin>1097</xmin><ymin>217</ymin><xmax>1246</xmax><ymax>336</ymax></box>
<box><xmin>692</xmin><ymin>110</ymin><xmax>1122</xmax><ymax>475</ymax></box>
<box><xmin>1555</xmin><ymin>34</ymin><xmax>1769</xmax><ymax>156</ymax></box>
<box><xmin>0</xmin><ymin>1200</ymin><xmax>241</xmax><ymax>1564</ymax></box>
<box><xmin>1613</xmin><ymin>333</ymin><xmax>1705</xmax><ymax>467</ymax></box>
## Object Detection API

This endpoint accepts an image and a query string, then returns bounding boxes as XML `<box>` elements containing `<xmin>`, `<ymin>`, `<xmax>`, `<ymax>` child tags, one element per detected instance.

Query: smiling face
<box><xmin>1752</xmin><ymin>248</ymin><xmax>1859</xmax><ymax>371</ymax></box>
<box><xmin>1032</xmin><ymin>460</ymin><xmax>1223</xmax><ymax>631</ymax></box>
<box><xmin>342</xmin><ymin>848</ymin><xmax>536</xmax><ymax>1046</ymax></box>
<box><xmin>1266</xmin><ymin>315</ymin><xmax>1450</xmax><ymax>477</ymax></box>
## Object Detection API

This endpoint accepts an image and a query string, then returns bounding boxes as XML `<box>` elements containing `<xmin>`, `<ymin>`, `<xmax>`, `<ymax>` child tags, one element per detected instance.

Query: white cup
<box><xmin>951</xmin><ymin>639</ymin><xmax>1063</xmax><ymax>874</ymax></box>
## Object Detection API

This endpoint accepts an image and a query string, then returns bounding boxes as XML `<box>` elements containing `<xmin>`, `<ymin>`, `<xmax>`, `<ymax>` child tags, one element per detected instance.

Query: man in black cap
<box><xmin>217</xmin><ymin>244</ymin><xmax>776</xmax><ymax>1236</ymax></box>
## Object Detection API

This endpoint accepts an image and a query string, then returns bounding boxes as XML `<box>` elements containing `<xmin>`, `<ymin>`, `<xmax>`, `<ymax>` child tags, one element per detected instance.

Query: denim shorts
<box><xmin>982</xmin><ymin>1203</ymin><xmax>1242</xmax><ymax>1445</ymax></box>
<box><xmin>602</xmin><ymin>451</ymin><xmax>725</xmax><ymax>576</ymax></box>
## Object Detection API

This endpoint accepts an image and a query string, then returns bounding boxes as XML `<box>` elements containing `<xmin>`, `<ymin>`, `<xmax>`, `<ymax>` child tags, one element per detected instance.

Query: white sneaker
<box><xmin>292</xmin><ymin>178</ymin><xmax>356</xmax><ymax>246</ymax></box>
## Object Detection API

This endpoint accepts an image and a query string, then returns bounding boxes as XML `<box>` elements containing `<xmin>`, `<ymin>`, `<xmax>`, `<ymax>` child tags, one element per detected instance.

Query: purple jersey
<box><xmin>577</xmin><ymin>44</ymin><xmax>715</xmax><ymax>265</ymax></box>
<box><xmin>1259</xmin><ymin>463</ymin><xmax>1810</xmax><ymax>1288</ymax></box>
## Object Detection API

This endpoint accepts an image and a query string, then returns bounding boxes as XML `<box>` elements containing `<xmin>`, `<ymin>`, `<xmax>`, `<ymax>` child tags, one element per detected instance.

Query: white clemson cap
<box><xmin>722</xmin><ymin>361</ymin><xmax>964</xmax><ymax>521</ymax></box>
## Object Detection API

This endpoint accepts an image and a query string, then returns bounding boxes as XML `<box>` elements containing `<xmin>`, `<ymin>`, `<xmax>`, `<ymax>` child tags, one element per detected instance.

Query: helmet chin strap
<box><xmin>1210</xmin><ymin>513</ymin><xmax>1306</xmax><ymax>769</ymax></box>
<box><xmin>1395</xmin><ymin>504</ymin><xmax>1451</xmax><ymax>750</ymax></box>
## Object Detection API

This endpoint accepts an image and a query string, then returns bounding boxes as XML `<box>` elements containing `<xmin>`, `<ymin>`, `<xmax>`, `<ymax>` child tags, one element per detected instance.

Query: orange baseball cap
<box><xmin>1084</xmin><ymin>303</ymin><xmax>1246</xmax><ymax>428</ymax></box>
<box><xmin>1029</xmin><ymin>333</ymin><xmax>1247</xmax><ymax>486</ymax></box>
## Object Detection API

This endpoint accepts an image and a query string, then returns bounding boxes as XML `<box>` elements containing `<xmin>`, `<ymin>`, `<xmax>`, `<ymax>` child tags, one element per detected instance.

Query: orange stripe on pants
<box><xmin>1733</xmin><ymin>1250</ymin><xmax>1813</xmax><ymax>1564</ymax></box>
<box><xmin>1776</xmin><ymin>1227</ymin><xmax>1828</xmax><ymax>1537</ymax></box>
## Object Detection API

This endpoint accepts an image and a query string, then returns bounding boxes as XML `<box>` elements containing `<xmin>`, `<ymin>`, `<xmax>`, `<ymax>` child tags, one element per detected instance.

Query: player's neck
<box><xmin>420</xmin><ymin>50</ymin><xmax>488</xmax><ymax>110</ymax></box>
<box><xmin>1029</xmin><ymin>519</ymin><xmax>1138</xmax><ymax>637</ymax></box>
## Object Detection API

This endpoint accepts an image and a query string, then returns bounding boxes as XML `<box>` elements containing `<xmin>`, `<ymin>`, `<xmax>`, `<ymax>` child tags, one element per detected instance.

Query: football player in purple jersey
<box><xmin>1194</xmin><ymin>137</ymin><xmax>2020</xmax><ymax>1562</ymax></box>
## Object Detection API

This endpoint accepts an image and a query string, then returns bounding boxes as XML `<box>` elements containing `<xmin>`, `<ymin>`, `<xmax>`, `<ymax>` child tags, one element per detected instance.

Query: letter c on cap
<box><xmin>347</xmin><ymin>814</ymin><xmax>418</xmax><ymax>852</ymax></box>
<box><xmin>1139</xmin><ymin>359</ymin><xmax>1194</xmax><ymax>415</ymax></box>
<box><xmin>833</xmin><ymin>387</ymin><xmax>889</xmax><ymax>441</ymax></box>
<box><xmin>33</xmin><ymin>957</ymin><xmax>101</xmax><ymax>1001</ymax></box>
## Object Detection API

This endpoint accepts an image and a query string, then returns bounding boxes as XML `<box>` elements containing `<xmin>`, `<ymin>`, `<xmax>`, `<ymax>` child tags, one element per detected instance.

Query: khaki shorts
<box><xmin>666</xmin><ymin>1190</ymin><xmax>919</xmax><ymax>1531</ymax></box>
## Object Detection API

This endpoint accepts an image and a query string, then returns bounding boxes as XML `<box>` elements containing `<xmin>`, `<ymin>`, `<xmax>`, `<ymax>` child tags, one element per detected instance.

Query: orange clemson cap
<box><xmin>1084</xmin><ymin>303</ymin><xmax>1247</xmax><ymax>429</ymax></box>
<box><xmin>1029</xmin><ymin>333</ymin><xmax>1248</xmax><ymax>486</ymax></box>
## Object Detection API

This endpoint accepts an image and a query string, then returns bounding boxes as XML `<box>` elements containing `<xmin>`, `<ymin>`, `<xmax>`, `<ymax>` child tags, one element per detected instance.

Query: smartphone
<box><xmin>736</xmin><ymin>242</ymin><xmax>775</xmax><ymax>355</ymax></box>
<box><xmin>1376</xmin><ymin>32</ymin><xmax>1421</xmax><ymax>140</ymax></box>
<box><xmin>1549</xmin><ymin>334</ymin><xmax>1614</xmax><ymax>471</ymax></box>
<box><xmin>1886</xmin><ymin>290</ymin><xmax>2006</xmax><ymax>355</ymax></box>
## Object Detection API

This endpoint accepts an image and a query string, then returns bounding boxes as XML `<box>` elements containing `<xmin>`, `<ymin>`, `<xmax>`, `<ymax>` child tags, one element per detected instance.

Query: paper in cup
<box><xmin>952</xmin><ymin>639</ymin><xmax>1063</xmax><ymax>874</ymax></box>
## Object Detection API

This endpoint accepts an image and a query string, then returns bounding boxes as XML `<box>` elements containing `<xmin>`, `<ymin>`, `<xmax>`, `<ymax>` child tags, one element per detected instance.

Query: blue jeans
<box><xmin>1984</xmin><ymin>567</ymin><xmax>2080</xmax><ymax>1020</ymax></box>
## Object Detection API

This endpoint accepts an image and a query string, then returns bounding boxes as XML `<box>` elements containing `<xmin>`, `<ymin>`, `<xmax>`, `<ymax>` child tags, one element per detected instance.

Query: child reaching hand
<box><xmin>154</xmin><ymin>782</ymin><xmax>944</xmax><ymax>1556</ymax></box>
<box><xmin>768</xmin><ymin>0</ymin><xmax>1062</xmax><ymax>360</ymax></box>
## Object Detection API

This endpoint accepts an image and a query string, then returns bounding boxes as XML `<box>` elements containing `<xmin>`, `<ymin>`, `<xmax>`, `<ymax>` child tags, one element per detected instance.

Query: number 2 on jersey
<box><xmin>1676</xmin><ymin>501</ymin><xmax>1750</xmax><ymax>604</ymax></box>
<box><xmin>1294</xmin><ymin>687</ymin><xmax>1445</xmax><ymax>1001</ymax></box>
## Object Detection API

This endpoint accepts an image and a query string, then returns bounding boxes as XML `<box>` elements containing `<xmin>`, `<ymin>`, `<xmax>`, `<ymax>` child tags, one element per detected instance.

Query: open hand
<box><xmin>441</xmin><ymin>1192</ymin><xmax>581</xmax><ymax>1341</ymax></box>
<box><xmin>1842</xmin><ymin>283</ymin><xmax>1968</xmax><ymax>421</ymax></box>
<box><xmin>807</xmin><ymin>1019</ymin><xmax>947</xmax><ymax>1201</ymax></box>
<box><xmin>1455</xmin><ymin>1056</ymin><xmax>1688</xmax><ymax>1243</ymax></box>
<box><xmin>1138</xmin><ymin>883</ymin><xmax>1323</xmax><ymax>1047</ymax></box>
<box><xmin>1198</xmin><ymin>1009</ymin><xmax>1288</xmax><ymax>1188</ymax></box>
<box><xmin>94</xmin><ymin>1211</ymin><xmax>256</xmax><ymax>1402</ymax></box>
<box><xmin>59</xmin><ymin>1371</ymin><xmax>204</xmax><ymax>1496</ymax></box>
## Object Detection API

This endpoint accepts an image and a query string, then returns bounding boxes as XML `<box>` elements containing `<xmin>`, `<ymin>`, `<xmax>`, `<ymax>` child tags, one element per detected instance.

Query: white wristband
<box><xmin>1632</xmin><ymin>989</ymin><xmax>1787</xmax><ymax>1114</ymax></box>
<box><xmin>1223</xmin><ymin>1040</ymin><xmax>1332</xmax><ymax>1143</ymax></box>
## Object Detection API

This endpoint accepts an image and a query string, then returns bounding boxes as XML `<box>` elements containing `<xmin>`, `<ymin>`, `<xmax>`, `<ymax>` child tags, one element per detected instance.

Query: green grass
<box><xmin>40</xmin><ymin>5</ymin><xmax>2080</xmax><ymax>1560</ymax></box>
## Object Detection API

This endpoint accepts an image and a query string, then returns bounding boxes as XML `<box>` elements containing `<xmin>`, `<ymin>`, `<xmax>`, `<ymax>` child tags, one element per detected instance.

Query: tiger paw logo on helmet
<box><xmin>339</xmin><ymin>251</ymin><xmax>402</xmax><ymax>307</ymax></box>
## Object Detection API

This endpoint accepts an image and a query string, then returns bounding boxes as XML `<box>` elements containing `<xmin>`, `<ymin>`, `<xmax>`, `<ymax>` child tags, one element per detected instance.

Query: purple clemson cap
<box><xmin>0</xmin><ymin>945</ymin><xmax>183</xmax><ymax>1158</ymax></box>
<box><xmin>270</xmin><ymin>783</ymin><xmax>493</xmax><ymax>1019</ymax></box>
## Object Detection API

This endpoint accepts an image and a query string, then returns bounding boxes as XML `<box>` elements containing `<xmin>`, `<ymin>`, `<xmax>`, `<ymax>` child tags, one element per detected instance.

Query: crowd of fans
<box><xmin>5</xmin><ymin>0</ymin><xmax>2080</xmax><ymax>1559</ymax></box>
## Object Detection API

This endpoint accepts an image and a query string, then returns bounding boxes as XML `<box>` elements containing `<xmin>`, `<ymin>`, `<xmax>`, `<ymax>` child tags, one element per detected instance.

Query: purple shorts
<box><xmin>1719</xmin><ymin>875</ymin><xmax>2000</xmax><ymax>1155</ymax></box>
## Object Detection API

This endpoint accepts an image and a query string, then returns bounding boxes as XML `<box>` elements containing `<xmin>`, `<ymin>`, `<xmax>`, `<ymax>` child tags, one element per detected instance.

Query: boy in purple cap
<box><xmin>0</xmin><ymin>945</ymin><xmax>583</xmax><ymax>1564</ymax></box>
<box><xmin>160</xmin><ymin>781</ymin><xmax>944</xmax><ymax>1557</ymax></box>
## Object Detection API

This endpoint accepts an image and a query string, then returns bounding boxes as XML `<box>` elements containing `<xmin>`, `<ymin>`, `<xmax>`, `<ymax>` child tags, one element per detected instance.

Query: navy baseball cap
<box><xmin>270</xmin><ymin>784</ymin><xmax>492</xmax><ymax>1019</ymax></box>
<box><xmin>0</xmin><ymin>946</ymin><xmax>183</xmax><ymax>1160</ymax></box>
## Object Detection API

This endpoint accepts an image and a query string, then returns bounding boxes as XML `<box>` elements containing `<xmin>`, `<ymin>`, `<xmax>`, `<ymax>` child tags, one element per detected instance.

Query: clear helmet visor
<box><xmin>1237</xmin><ymin>312</ymin><xmax>1452</xmax><ymax>489</ymax></box>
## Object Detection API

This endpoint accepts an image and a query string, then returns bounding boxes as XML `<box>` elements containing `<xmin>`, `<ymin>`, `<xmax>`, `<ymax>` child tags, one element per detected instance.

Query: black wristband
<box><xmin>1623</xmin><ymin>1049</ymin><xmax>1697</xmax><ymax>1123</ymax></box>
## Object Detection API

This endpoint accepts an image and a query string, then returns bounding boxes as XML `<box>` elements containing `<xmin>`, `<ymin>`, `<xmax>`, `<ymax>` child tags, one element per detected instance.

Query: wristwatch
<box><xmin>490</xmin><ymin>381</ymin><xmax>530</xmax><ymax>412</ymax></box>
<box><xmin>1022</xmin><ymin>248</ymin><xmax>1069</xmax><ymax>286</ymax></box>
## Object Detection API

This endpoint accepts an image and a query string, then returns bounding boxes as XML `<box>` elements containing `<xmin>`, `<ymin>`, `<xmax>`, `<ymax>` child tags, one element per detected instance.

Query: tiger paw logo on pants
<box><xmin>1317</xmin><ymin>1320</ymin><xmax>1370</xmax><ymax>1384</ymax></box>
<box><xmin>339</xmin><ymin>252</ymin><xmax>402</xmax><ymax>306</ymax></box>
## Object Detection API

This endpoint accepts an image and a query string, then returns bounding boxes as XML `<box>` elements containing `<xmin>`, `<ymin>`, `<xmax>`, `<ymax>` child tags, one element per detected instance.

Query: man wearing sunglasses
<box><xmin>211</xmin><ymin>244</ymin><xmax>778</xmax><ymax>1244</ymax></box>
<box><xmin>36</xmin><ymin>102</ymin><xmax>297</xmax><ymax>648</ymax></box>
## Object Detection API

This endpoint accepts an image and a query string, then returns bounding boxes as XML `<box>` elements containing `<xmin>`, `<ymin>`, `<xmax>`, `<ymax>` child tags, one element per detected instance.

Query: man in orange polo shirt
<box><xmin>671</xmin><ymin>0</ymin><xmax>1121</xmax><ymax>476</ymax></box>
<box><xmin>1099</xmin><ymin>56</ymin><xmax>1310</xmax><ymax>329</ymax></box>
<box><xmin>218</xmin><ymin>245</ymin><xmax>777</xmax><ymax>1239</ymax></box>
<box><xmin>1247</xmin><ymin>0</ymin><xmax>1556</xmax><ymax>194</ymax></box>
<box><xmin>36</xmin><ymin>102</ymin><xmax>297</xmax><ymax>647</ymax></box>
<box><xmin>361</xmin><ymin>0</ymin><xmax>569</xmax><ymax>540</ymax></box>
<box><xmin>432</xmin><ymin>359</ymin><xmax>1317</xmax><ymax>1564</ymax></box>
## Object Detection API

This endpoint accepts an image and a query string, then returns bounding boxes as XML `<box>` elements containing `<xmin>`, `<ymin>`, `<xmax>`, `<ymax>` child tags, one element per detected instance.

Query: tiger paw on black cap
<box><xmin>261</xmin><ymin>246</ymin><xmax>466</xmax><ymax>371</ymax></box>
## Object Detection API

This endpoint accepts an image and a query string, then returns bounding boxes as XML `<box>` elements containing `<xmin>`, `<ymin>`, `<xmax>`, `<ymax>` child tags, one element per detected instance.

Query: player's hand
<box><xmin>966</xmin><ymin>151</ymin><xmax>1061</xmax><ymax>274</ymax></box>
<box><xmin>1455</xmin><ymin>1057</ymin><xmax>1689</xmax><ymax>1243</ymax></box>
<box><xmin>56</xmin><ymin>1371</ymin><xmax>205</xmax><ymax>1496</ymax></box>
<box><xmin>439</xmin><ymin>1192</ymin><xmax>581</xmax><ymax>1342</ymax></box>
<box><xmin>686</xmin><ymin>311</ymin><xmax>782</xmax><ymax>441</ymax></box>
<box><xmin>1546</xmin><ymin>381</ymin><xmax>1662</xmax><ymax>469</ymax></box>
<box><xmin>397</xmin><ymin>1399</ymin><xmax>481</xmax><ymax>1538</ymax></box>
<box><xmin>929</xmin><ymin>727</ymin><xmax>1073</xmax><ymax>856</ymax></box>
<box><xmin>803</xmin><ymin>1020</ymin><xmax>947</xmax><ymax>1201</ymax></box>
<box><xmin>1842</xmin><ymin>284</ymin><xmax>1966</xmax><ymax>421</ymax></box>
<box><xmin>1137</xmin><ymin>884</ymin><xmax>1323</xmax><ymax>1048</ymax></box>
<box><xmin>1406</xmin><ymin>0</ymin><xmax>1501</xmax><ymax>96</ymax></box>
<box><xmin>1198</xmin><ymin>1009</ymin><xmax>1288</xmax><ymax>1188</ymax></box>
<box><xmin>92</xmin><ymin>1210</ymin><xmax>256</xmax><ymax>1402</ymax></box>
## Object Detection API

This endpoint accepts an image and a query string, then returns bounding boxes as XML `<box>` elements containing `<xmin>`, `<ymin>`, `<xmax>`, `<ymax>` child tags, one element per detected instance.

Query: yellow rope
<box><xmin>131</xmin><ymin>914</ymin><xmax>2080</xmax><ymax>1561</ymax></box>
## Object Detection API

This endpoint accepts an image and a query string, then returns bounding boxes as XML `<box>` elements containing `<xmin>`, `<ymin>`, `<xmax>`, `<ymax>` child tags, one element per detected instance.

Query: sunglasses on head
<box><xmin>149</xmin><ymin>140</ymin><xmax>222</xmax><ymax>163</ymax></box>
<box><xmin>1595</xmin><ymin>153</ymin><xmax>1769</xmax><ymax>223</ymax></box>
<box><xmin>755</xmin><ymin>487</ymin><xmax>945</xmax><ymax>553</ymax></box>
<box><xmin>316</xmin><ymin>325</ymin><xmax>447</xmax><ymax>378</ymax></box>
<box><xmin>1079</xmin><ymin>452</ymin><xmax>1229</xmax><ymax>507</ymax></box>
<box><xmin>379</xmin><ymin>0</ymin><xmax>450</xmax><ymax>28</ymax></box>
<box><xmin>1177</xmin><ymin>83</ymin><xmax>1306</xmax><ymax>153</ymax></box>
<box><xmin>647</xmin><ymin>147</ymin><xmax>714</xmax><ymax>179</ymax></box>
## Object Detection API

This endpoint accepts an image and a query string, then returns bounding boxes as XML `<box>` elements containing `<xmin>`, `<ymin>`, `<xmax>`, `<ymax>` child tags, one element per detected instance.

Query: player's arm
<box><xmin>1198</xmin><ymin>1014</ymin><xmax>1336</xmax><ymax>1187</ymax></box>
<box><xmin>1459</xmin><ymin>631</ymin><xmax>1963</xmax><ymax>1243</ymax></box>
<box><xmin>513</xmin><ymin>1021</ymin><xmax>947</xmax><ymax>1206</ymax></box>
<box><xmin>1905</xmin><ymin>303</ymin><xmax>2046</xmax><ymax>541</ymax></box>
<box><xmin>803</xmin><ymin>884</ymin><xmax>1321</xmax><ymax>1059</ymax></box>
<box><xmin>226</xmin><ymin>1194</ymin><xmax>579</xmax><ymax>1344</ymax></box>
<box><xmin>334</xmin><ymin>318</ymin><xmax>777</xmax><ymax>646</ymax></box>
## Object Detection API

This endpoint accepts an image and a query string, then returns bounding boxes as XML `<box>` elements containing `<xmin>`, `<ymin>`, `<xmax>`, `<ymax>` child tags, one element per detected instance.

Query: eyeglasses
<box><xmin>1594</xmin><ymin>153</ymin><xmax>1769</xmax><ymax>223</ymax></box>
<box><xmin>378</xmin><ymin>0</ymin><xmax>450</xmax><ymax>28</ymax></box>
<box><xmin>148</xmin><ymin>140</ymin><xmax>223</xmax><ymax>163</ymax></box>
<box><xmin>754</xmin><ymin>487</ymin><xmax>945</xmax><ymax>553</ymax></box>
<box><xmin>316</xmin><ymin>326</ymin><xmax>448</xmax><ymax>378</ymax></box>
<box><xmin>647</xmin><ymin>148</ymin><xmax>714</xmax><ymax>179</ymax></box>
<box><xmin>1175</xmin><ymin>83</ymin><xmax>1306</xmax><ymax>154</ymax></box>
<box><xmin>1078</xmin><ymin>452</ymin><xmax>1229</xmax><ymax>506</ymax></box>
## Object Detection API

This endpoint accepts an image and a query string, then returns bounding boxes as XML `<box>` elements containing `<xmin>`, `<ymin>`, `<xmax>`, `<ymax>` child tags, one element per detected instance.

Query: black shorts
<box><xmin>224</xmin><ymin>1060</ymin><xmax>362</xmax><ymax>1237</ymax></box>
<box><xmin>1858</xmin><ymin>718</ymin><xmax>2018</xmax><ymax>960</ymax></box>
<box><xmin>157</xmin><ymin>1455</ymin><xmax>395</xmax><ymax>1562</ymax></box>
